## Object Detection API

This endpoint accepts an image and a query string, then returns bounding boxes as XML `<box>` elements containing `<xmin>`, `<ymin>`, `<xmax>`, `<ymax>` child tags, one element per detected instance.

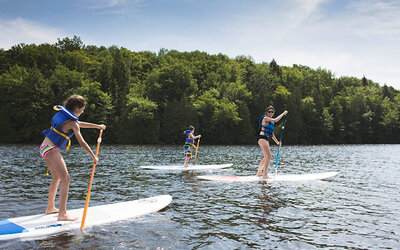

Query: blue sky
<box><xmin>1</xmin><ymin>0</ymin><xmax>400</xmax><ymax>89</ymax></box>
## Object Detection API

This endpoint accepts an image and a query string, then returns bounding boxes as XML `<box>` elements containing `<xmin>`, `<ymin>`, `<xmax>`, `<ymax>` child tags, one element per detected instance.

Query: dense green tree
<box><xmin>71</xmin><ymin>80</ymin><xmax>113</xmax><ymax>142</ymax></box>
<box><xmin>1</xmin><ymin>37</ymin><xmax>399</xmax><ymax>145</ymax></box>
<box><xmin>97</xmin><ymin>54</ymin><xmax>113</xmax><ymax>93</ymax></box>
<box><xmin>194</xmin><ymin>89</ymin><xmax>221</xmax><ymax>139</ymax></box>
<box><xmin>119</xmin><ymin>92</ymin><xmax>158</xmax><ymax>144</ymax></box>
<box><xmin>0</xmin><ymin>65</ymin><xmax>51</xmax><ymax>142</ymax></box>
<box><xmin>111</xmin><ymin>49</ymin><xmax>130</xmax><ymax>116</ymax></box>
<box><xmin>246</xmin><ymin>63</ymin><xmax>279</xmax><ymax>128</ymax></box>
<box><xmin>234</xmin><ymin>101</ymin><xmax>254</xmax><ymax>144</ymax></box>
<box><xmin>59</xmin><ymin>50</ymin><xmax>89</xmax><ymax>72</ymax></box>
<box><xmin>300</xmin><ymin>96</ymin><xmax>320</xmax><ymax>144</ymax></box>
<box><xmin>145</xmin><ymin>60</ymin><xmax>197</xmax><ymax>107</ymax></box>
<box><xmin>55</xmin><ymin>35</ymin><xmax>84</xmax><ymax>52</ymax></box>
<box><xmin>48</xmin><ymin>65</ymin><xmax>84</xmax><ymax>103</ymax></box>
<box><xmin>161</xmin><ymin>97</ymin><xmax>197</xmax><ymax>144</ymax></box>
<box><xmin>329</xmin><ymin>95</ymin><xmax>346</xmax><ymax>143</ymax></box>
<box><xmin>272</xmin><ymin>85</ymin><xmax>291</xmax><ymax>110</ymax></box>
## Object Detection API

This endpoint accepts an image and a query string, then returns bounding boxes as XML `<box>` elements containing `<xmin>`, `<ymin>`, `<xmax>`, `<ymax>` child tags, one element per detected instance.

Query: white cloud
<box><xmin>75</xmin><ymin>0</ymin><xmax>147</xmax><ymax>17</ymax></box>
<box><xmin>0</xmin><ymin>18</ymin><xmax>64</xmax><ymax>49</ymax></box>
<box><xmin>214</xmin><ymin>0</ymin><xmax>400</xmax><ymax>88</ymax></box>
<box><xmin>291</xmin><ymin>0</ymin><xmax>328</xmax><ymax>25</ymax></box>
<box><xmin>82</xmin><ymin>0</ymin><xmax>145</xmax><ymax>12</ymax></box>
<box><xmin>344</xmin><ymin>0</ymin><xmax>400</xmax><ymax>38</ymax></box>
<box><xmin>87</xmin><ymin>0</ymin><xmax>129</xmax><ymax>8</ymax></box>
<box><xmin>0</xmin><ymin>0</ymin><xmax>398</xmax><ymax>88</ymax></box>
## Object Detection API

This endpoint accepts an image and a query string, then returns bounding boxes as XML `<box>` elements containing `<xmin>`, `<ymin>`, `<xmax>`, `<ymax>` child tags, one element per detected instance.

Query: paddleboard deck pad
<box><xmin>140</xmin><ymin>163</ymin><xmax>232</xmax><ymax>171</ymax></box>
<box><xmin>197</xmin><ymin>172</ymin><xmax>338</xmax><ymax>182</ymax></box>
<box><xmin>0</xmin><ymin>195</ymin><xmax>172</xmax><ymax>241</ymax></box>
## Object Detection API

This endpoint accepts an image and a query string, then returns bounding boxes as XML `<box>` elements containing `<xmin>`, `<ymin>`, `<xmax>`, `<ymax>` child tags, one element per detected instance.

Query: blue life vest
<box><xmin>42</xmin><ymin>105</ymin><xmax>79</xmax><ymax>150</ymax></box>
<box><xmin>184</xmin><ymin>130</ymin><xmax>194</xmax><ymax>144</ymax></box>
<box><xmin>259</xmin><ymin>115</ymin><xmax>274</xmax><ymax>136</ymax></box>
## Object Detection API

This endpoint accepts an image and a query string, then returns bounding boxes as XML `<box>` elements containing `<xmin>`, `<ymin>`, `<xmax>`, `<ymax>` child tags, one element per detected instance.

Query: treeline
<box><xmin>0</xmin><ymin>36</ymin><xmax>399</xmax><ymax>145</ymax></box>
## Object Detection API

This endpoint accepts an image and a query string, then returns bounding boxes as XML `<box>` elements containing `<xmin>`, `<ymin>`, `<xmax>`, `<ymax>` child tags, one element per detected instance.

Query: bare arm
<box><xmin>189</xmin><ymin>133</ymin><xmax>201</xmax><ymax>148</ymax></box>
<box><xmin>264</xmin><ymin>110</ymin><xmax>288</xmax><ymax>123</ymax></box>
<box><xmin>78</xmin><ymin>121</ymin><xmax>106</xmax><ymax>130</ymax></box>
<box><xmin>70</xmin><ymin>121</ymin><xmax>98</xmax><ymax>163</ymax></box>
<box><xmin>271</xmin><ymin>133</ymin><xmax>280</xmax><ymax>145</ymax></box>
<box><xmin>188</xmin><ymin>132</ymin><xmax>201</xmax><ymax>140</ymax></box>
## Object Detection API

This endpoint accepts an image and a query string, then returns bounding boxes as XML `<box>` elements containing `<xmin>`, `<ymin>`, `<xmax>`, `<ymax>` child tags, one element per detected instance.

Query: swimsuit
<box><xmin>184</xmin><ymin>130</ymin><xmax>195</xmax><ymax>158</ymax></box>
<box><xmin>184</xmin><ymin>144</ymin><xmax>192</xmax><ymax>158</ymax></box>
<box><xmin>40</xmin><ymin>144</ymin><xmax>56</xmax><ymax>159</ymax></box>
<box><xmin>258</xmin><ymin>114</ymin><xmax>274</xmax><ymax>143</ymax></box>
<box><xmin>257</xmin><ymin>134</ymin><xmax>270</xmax><ymax>143</ymax></box>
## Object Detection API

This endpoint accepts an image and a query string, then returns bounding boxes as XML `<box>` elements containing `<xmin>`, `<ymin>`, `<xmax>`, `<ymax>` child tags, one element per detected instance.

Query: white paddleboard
<box><xmin>0</xmin><ymin>195</ymin><xmax>172</xmax><ymax>241</ymax></box>
<box><xmin>140</xmin><ymin>163</ymin><xmax>233</xmax><ymax>171</ymax></box>
<box><xmin>197</xmin><ymin>172</ymin><xmax>338</xmax><ymax>182</ymax></box>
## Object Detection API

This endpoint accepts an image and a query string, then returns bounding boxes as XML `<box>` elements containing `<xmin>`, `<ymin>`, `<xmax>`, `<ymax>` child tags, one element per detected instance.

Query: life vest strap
<box><xmin>51</xmin><ymin>127</ymin><xmax>71</xmax><ymax>151</ymax></box>
<box><xmin>53</xmin><ymin>105</ymin><xmax>79</xmax><ymax>120</ymax></box>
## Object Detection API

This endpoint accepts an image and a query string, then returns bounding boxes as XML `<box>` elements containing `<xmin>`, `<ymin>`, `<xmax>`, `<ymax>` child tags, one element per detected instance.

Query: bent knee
<box><xmin>59</xmin><ymin>174</ymin><xmax>71</xmax><ymax>184</ymax></box>
<box><xmin>263</xmin><ymin>152</ymin><xmax>272</xmax><ymax>158</ymax></box>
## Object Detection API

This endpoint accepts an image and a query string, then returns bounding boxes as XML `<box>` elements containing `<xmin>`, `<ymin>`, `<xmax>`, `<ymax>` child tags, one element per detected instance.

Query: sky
<box><xmin>0</xmin><ymin>0</ymin><xmax>399</xmax><ymax>89</ymax></box>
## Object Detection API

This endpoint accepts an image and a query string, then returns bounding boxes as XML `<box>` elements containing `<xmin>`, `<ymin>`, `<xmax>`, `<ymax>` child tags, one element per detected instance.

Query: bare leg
<box><xmin>184</xmin><ymin>157</ymin><xmax>190</xmax><ymax>167</ymax></box>
<box><xmin>45</xmin><ymin>158</ymin><xmax>60</xmax><ymax>214</ymax></box>
<box><xmin>257</xmin><ymin>157</ymin><xmax>266</xmax><ymax>176</ymax></box>
<box><xmin>45</xmin><ymin>149</ymin><xmax>78</xmax><ymax>221</ymax></box>
<box><xmin>257</xmin><ymin>139</ymin><xmax>272</xmax><ymax>179</ymax></box>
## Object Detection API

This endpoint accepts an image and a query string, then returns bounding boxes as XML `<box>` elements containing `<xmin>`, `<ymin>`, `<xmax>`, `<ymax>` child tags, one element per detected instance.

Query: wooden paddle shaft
<box><xmin>193</xmin><ymin>138</ymin><xmax>200</xmax><ymax>165</ymax></box>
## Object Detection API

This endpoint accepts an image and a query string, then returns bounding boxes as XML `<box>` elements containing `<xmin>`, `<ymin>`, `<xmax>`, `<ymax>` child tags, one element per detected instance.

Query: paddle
<box><xmin>274</xmin><ymin>115</ymin><xmax>287</xmax><ymax>178</ymax></box>
<box><xmin>80</xmin><ymin>129</ymin><xmax>103</xmax><ymax>229</ymax></box>
<box><xmin>193</xmin><ymin>138</ymin><xmax>200</xmax><ymax>165</ymax></box>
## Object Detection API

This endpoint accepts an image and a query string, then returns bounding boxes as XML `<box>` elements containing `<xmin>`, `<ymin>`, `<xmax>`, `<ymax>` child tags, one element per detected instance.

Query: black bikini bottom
<box><xmin>257</xmin><ymin>135</ymin><xmax>270</xmax><ymax>143</ymax></box>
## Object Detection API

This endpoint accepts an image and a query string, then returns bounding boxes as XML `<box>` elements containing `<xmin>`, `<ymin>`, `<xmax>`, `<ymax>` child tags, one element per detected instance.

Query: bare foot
<box><xmin>45</xmin><ymin>208</ymin><xmax>59</xmax><ymax>214</ymax></box>
<box><xmin>58</xmin><ymin>213</ymin><xmax>78</xmax><ymax>221</ymax></box>
<box><xmin>262</xmin><ymin>175</ymin><xmax>272</xmax><ymax>179</ymax></box>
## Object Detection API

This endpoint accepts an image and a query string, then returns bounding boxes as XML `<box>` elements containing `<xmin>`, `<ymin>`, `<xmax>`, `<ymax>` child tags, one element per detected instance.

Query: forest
<box><xmin>0</xmin><ymin>36</ymin><xmax>399</xmax><ymax>145</ymax></box>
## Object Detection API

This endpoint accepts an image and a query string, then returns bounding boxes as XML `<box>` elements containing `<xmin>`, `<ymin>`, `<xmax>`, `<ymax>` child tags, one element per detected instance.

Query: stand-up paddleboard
<box><xmin>140</xmin><ymin>163</ymin><xmax>233</xmax><ymax>171</ymax></box>
<box><xmin>0</xmin><ymin>195</ymin><xmax>172</xmax><ymax>241</ymax></box>
<box><xmin>197</xmin><ymin>172</ymin><xmax>338</xmax><ymax>182</ymax></box>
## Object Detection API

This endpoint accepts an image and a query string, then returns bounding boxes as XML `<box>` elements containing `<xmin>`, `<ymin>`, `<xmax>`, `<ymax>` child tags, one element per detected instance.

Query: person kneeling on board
<box><xmin>40</xmin><ymin>94</ymin><xmax>106</xmax><ymax>221</ymax></box>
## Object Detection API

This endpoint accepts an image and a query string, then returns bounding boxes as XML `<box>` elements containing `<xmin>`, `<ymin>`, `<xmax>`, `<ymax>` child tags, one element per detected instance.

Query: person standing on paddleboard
<box><xmin>40</xmin><ymin>95</ymin><xmax>106</xmax><ymax>221</ymax></box>
<box><xmin>183</xmin><ymin>125</ymin><xmax>201</xmax><ymax>167</ymax></box>
<box><xmin>257</xmin><ymin>106</ymin><xmax>288</xmax><ymax>179</ymax></box>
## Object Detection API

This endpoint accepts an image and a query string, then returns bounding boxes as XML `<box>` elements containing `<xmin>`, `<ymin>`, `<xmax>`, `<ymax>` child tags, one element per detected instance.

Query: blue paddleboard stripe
<box><xmin>0</xmin><ymin>219</ymin><xmax>28</xmax><ymax>235</ymax></box>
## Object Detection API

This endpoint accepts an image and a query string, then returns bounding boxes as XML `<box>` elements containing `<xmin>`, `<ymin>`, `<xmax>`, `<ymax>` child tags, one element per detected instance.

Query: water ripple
<box><xmin>1</xmin><ymin>144</ymin><xmax>400</xmax><ymax>249</ymax></box>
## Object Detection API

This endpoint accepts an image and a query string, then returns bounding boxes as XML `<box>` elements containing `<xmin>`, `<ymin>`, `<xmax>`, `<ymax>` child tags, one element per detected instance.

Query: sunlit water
<box><xmin>0</xmin><ymin>144</ymin><xmax>399</xmax><ymax>249</ymax></box>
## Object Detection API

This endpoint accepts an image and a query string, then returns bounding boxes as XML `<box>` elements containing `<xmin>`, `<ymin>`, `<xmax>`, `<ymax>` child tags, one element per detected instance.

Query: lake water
<box><xmin>0</xmin><ymin>144</ymin><xmax>399</xmax><ymax>249</ymax></box>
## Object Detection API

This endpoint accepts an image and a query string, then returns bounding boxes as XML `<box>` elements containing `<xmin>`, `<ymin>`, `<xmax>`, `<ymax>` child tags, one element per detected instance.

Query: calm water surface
<box><xmin>0</xmin><ymin>144</ymin><xmax>399</xmax><ymax>249</ymax></box>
